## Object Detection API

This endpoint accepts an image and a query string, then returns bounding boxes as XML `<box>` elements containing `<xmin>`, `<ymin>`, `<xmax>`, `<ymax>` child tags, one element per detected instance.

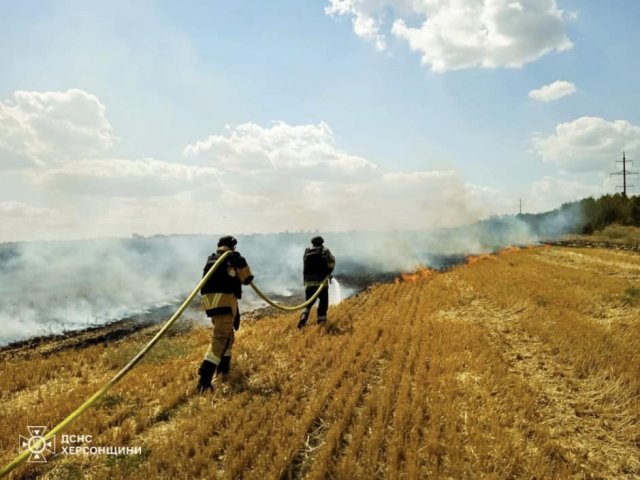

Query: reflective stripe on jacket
<box><xmin>201</xmin><ymin>246</ymin><xmax>253</xmax><ymax>316</ymax></box>
<box><xmin>201</xmin><ymin>292</ymin><xmax>238</xmax><ymax>318</ymax></box>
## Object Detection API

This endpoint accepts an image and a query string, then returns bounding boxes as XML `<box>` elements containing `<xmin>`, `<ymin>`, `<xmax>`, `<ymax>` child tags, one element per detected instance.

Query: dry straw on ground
<box><xmin>0</xmin><ymin>246</ymin><xmax>639</xmax><ymax>479</ymax></box>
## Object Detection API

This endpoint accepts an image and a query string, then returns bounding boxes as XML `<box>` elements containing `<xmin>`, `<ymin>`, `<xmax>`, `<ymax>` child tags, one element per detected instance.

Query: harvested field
<box><xmin>1</xmin><ymin>246</ymin><xmax>639</xmax><ymax>479</ymax></box>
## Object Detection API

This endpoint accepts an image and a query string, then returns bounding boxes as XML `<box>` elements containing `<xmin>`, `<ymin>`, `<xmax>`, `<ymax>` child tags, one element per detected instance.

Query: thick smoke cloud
<box><xmin>0</xmin><ymin>237</ymin><xmax>207</xmax><ymax>345</ymax></box>
<box><xmin>0</xmin><ymin>213</ymin><xmax>578</xmax><ymax>346</ymax></box>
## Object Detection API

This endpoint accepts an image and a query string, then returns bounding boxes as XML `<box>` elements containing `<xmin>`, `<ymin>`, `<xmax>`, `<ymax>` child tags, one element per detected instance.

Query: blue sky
<box><xmin>1</xmin><ymin>0</ymin><xmax>639</xmax><ymax>241</ymax></box>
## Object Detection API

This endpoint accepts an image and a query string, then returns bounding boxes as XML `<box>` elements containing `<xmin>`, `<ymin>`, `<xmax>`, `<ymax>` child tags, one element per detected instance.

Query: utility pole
<box><xmin>519</xmin><ymin>198</ymin><xmax>522</xmax><ymax>215</ymax></box>
<box><xmin>610</xmin><ymin>151</ymin><xmax>638</xmax><ymax>197</ymax></box>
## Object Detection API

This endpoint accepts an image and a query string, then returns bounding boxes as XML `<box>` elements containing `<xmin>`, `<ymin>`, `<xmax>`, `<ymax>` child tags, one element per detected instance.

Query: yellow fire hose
<box><xmin>250</xmin><ymin>277</ymin><xmax>329</xmax><ymax>311</ymax></box>
<box><xmin>0</xmin><ymin>252</ymin><xmax>331</xmax><ymax>478</ymax></box>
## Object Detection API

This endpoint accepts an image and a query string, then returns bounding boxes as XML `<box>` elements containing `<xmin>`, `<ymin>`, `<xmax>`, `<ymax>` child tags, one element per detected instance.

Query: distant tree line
<box><xmin>519</xmin><ymin>194</ymin><xmax>640</xmax><ymax>235</ymax></box>
<box><xmin>577</xmin><ymin>194</ymin><xmax>640</xmax><ymax>233</ymax></box>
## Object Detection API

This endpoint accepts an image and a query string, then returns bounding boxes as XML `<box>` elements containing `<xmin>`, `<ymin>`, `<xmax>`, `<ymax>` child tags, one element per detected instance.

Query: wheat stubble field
<box><xmin>1</xmin><ymin>246</ymin><xmax>639</xmax><ymax>479</ymax></box>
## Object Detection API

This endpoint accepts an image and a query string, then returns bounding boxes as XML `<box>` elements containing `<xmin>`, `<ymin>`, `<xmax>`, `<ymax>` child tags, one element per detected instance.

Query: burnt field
<box><xmin>1</xmin><ymin>245</ymin><xmax>639</xmax><ymax>479</ymax></box>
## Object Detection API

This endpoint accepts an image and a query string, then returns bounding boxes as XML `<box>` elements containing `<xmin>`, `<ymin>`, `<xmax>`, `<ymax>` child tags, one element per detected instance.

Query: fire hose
<box><xmin>250</xmin><ymin>277</ymin><xmax>328</xmax><ymax>311</ymax></box>
<box><xmin>0</xmin><ymin>253</ymin><xmax>328</xmax><ymax>478</ymax></box>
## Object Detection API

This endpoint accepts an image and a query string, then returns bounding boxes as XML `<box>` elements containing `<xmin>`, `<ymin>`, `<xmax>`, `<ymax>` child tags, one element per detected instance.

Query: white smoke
<box><xmin>0</xmin><ymin>211</ymin><xmax>579</xmax><ymax>346</ymax></box>
<box><xmin>0</xmin><ymin>237</ymin><xmax>210</xmax><ymax>345</ymax></box>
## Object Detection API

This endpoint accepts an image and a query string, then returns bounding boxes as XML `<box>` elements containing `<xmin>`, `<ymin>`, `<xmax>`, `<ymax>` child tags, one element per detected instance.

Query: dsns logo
<box><xmin>18</xmin><ymin>426</ymin><xmax>55</xmax><ymax>463</ymax></box>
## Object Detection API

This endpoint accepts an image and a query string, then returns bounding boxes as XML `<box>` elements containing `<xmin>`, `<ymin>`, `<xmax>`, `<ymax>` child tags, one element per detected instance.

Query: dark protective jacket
<box><xmin>303</xmin><ymin>246</ymin><xmax>335</xmax><ymax>286</ymax></box>
<box><xmin>200</xmin><ymin>247</ymin><xmax>254</xmax><ymax>320</ymax></box>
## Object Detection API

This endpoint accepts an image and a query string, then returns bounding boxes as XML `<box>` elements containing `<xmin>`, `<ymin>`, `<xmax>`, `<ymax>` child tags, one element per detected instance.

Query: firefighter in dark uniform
<box><xmin>298</xmin><ymin>236</ymin><xmax>336</xmax><ymax>329</ymax></box>
<box><xmin>196</xmin><ymin>235</ymin><xmax>253</xmax><ymax>393</ymax></box>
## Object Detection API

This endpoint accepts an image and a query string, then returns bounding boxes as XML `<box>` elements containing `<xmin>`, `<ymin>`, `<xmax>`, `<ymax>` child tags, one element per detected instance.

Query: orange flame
<box><xmin>498</xmin><ymin>245</ymin><xmax>520</xmax><ymax>254</ymax></box>
<box><xmin>465</xmin><ymin>253</ymin><xmax>496</xmax><ymax>265</ymax></box>
<box><xmin>396</xmin><ymin>266</ymin><xmax>435</xmax><ymax>284</ymax></box>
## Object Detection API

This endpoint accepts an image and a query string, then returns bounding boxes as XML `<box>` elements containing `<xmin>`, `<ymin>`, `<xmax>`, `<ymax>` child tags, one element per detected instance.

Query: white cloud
<box><xmin>353</xmin><ymin>14</ymin><xmax>387</xmax><ymax>51</ymax></box>
<box><xmin>0</xmin><ymin>90</ymin><xmax>493</xmax><ymax>240</ymax></box>
<box><xmin>532</xmin><ymin>117</ymin><xmax>640</xmax><ymax>172</ymax></box>
<box><xmin>184</xmin><ymin>121</ymin><xmax>378</xmax><ymax>179</ymax></box>
<box><xmin>325</xmin><ymin>0</ymin><xmax>389</xmax><ymax>51</ymax></box>
<box><xmin>0</xmin><ymin>89</ymin><xmax>223</xmax><ymax>199</ymax></box>
<box><xmin>529</xmin><ymin>80</ymin><xmax>576</xmax><ymax>102</ymax></box>
<box><xmin>326</xmin><ymin>0</ymin><xmax>573</xmax><ymax>72</ymax></box>
<box><xmin>0</xmin><ymin>89</ymin><xmax>116</xmax><ymax>168</ymax></box>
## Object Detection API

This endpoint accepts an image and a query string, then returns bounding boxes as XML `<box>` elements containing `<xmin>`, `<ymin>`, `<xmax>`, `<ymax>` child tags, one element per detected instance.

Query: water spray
<box><xmin>332</xmin><ymin>278</ymin><xmax>342</xmax><ymax>304</ymax></box>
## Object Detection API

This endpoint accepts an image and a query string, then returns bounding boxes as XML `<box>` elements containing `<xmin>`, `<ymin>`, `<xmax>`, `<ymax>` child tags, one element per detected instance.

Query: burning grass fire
<box><xmin>395</xmin><ymin>247</ymin><xmax>516</xmax><ymax>280</ymax></box>
<box><xmin>395</xmin><ymin>266</ymin><xmax>436</xmax><ymax>283</ymax></box>
<box><xmin>396</xmin><ymin>246</ymin><xmax>527</xmax><ymax>283</ymax></box>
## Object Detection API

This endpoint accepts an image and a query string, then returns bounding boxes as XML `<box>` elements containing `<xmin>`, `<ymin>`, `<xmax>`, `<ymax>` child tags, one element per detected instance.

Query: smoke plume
<box><xmin>0</xmin><ymin>209</ymin><xmax>581</xmax><ymax>345</ymax></box>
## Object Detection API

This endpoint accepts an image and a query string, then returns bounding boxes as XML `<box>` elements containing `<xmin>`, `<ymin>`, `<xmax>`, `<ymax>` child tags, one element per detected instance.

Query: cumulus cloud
<box><xmin>326</xmin><ymin>0</ymin><xmax>573</xmax><ymax>72</ymax></box>
<box><xmin>0</xmin><ymin>89</ymin><xmax>116</xmax><ymax>168</ymax></box>
<box><xmin>325</xmin><ymin>0</ymin><xmax>389</xmax><ymax>51</ymax></box>
<box><xmin>532</xmin><ymin>117</ymin><xmax>640</xmax><ymax>172</ymax></box>
<box><xmin>184</xmin><ymin>121</ymin><xmax>378</xmax><ymax>180</ymax></box>
<box><xmin>529</xmin><ymin>80</ymin><xmax>576</xmax><ymax>102</ymax></box>
<box><xmin>0</xmin><ymin>89</ymin><xmax>225</xmax><ymax>200</ymax></box>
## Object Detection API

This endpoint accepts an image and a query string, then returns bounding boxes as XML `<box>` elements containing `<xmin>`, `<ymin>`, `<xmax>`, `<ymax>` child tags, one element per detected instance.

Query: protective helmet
<box><xmin>218</xmin><ymin>235</ymin><xmax>238</xmax><ymax>249</ymax></box>
<box><xmin>311</xmin><ymin>236</ymin><xmax>324</xmax><ymax>246</ymax></box>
